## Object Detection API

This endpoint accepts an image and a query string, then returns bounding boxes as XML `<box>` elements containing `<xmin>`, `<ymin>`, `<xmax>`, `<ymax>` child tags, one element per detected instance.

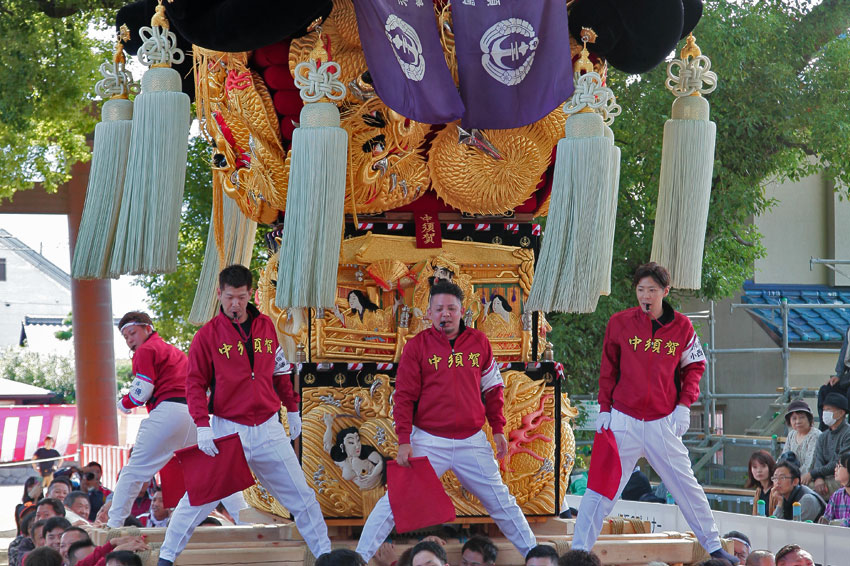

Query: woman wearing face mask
<box><xmin>783</xmin><ymin>400</ymin><xmax>821</xmax><ymax>476</ymax></box>
<box><xmin>746</xmin><ymin>450</ymin><xmax>777</xmax><ymax>516</ymax></box>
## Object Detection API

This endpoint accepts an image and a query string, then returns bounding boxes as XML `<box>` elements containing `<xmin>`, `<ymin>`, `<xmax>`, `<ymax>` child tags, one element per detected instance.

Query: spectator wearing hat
<box><xmin>782</xmin><ymin>400</ymin><xmax>820</xmax><ymax>475</ymax></box>
<box><xmin>803</xmin><ymin>392</ymin><xmax>850</xmax><ymax>499</ymax></box>
<box><xmin>817</xmin><ymin>326</ymin><xmax>850</xmax><ymax>432</ymax></box>
<box><xmin>722</xmin><ymin>531</ymin><xmax>751</xmax><ymax>563</ymax></box>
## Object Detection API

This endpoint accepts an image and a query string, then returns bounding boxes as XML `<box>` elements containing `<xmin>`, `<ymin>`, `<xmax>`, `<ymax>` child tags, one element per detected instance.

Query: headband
<box><xmin>119</xmin><ymin>321</ymin><xmax>153</xmax><ymax>332</ymax></box>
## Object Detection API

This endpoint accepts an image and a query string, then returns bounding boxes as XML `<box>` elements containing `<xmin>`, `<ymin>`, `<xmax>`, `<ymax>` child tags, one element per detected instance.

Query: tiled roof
<box><xmin>0</xmin><ymin>228</ymin><xmax>70</xmax><ymax>290</ymax></box>
<box><xmin>741</xmin><ymin>282</ymin><xmax>850</xmax><ymax>343</ymax></box>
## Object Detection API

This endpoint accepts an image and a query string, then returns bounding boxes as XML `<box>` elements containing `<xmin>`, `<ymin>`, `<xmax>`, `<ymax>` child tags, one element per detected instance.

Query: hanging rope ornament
<box><xmin>650</xmin><ymin>33</ymin><xmax>718</xmax><ymax>289</ymax></box>
<box><xmin>109</xmin><ymin>0</ymin><xmax>190</xmax><ymax>276</ymax></box>
<box><xmin>189</xmin><ymin>182</ymin><xmax>257</xmax><ymax>325</ymax></box>
<box><xmin>275</xmin><ymin>29</ymin><xmax>349</xmax><ymax>309</ymax></box>
<box><xmin>526</xmin><ymin>31</ymin><xmax>622</xmax><ymax>314</ymax></box>
<box><xmin>72</xmin><ymin>25</ymin><xmax>139</xmax><ymax>279</ymax></box>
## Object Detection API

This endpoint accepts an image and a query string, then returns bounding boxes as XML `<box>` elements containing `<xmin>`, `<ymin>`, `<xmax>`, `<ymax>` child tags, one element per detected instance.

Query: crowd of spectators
<box><xmin>743</xmin><ymin>395</ymin><xmax>850</xmax><ymax>526</ymax></box>
<box><xmin>6</xmin><ymin>434</ymin><xmax>229</xmax><ymax>566</ymax></box>
<box><xmin>319</xmin><ymin>533</ymin><xmax>816</xmax><ymax>566</ymax></box>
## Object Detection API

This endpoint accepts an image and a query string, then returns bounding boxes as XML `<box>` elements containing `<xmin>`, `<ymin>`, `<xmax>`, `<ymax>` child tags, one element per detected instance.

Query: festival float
<box><xmin>72</xmin><ymin>0</ymin><xmax>726</xmax><ymax>564</ymax></box>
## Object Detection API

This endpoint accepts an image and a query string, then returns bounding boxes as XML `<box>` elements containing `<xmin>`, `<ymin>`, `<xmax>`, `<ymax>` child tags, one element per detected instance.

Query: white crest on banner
<box><xmin>479</xmin><ymin>18</ymin><xmax>538</xmax><ymax>86</ymax></box>
<box><xmin>384</xmin><ymin>14</ymin><xmax>425</xmax><ymax>81</ymax></box>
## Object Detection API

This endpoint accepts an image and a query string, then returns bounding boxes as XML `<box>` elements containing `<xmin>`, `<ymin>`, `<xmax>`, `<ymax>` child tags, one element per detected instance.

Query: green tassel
<box><xmin>71</xmin><ymin>98</ymin><xmax>133</xmax><ymax>279</ymax></box>
<box><xmin>109</xmin><ymin>67</ymin><xmax>190</xmax><ymax>275</ymax></box>
<box><xmin>275</xmin><ymin>101</ymin><xmax>348</xmax><ymax>309</ymax></box>
<box><xmin>650</xmin><ymin>97</ymin><xmax>716</xmax><ymax>289</ymax></box>
<box><xmin>527</xmin><ymin>112</ymin><xmax>614</xmax><ymax>314</ymax></box>
<box><xmin>189</xmin><ymin>191</ymin><xmax>257</xmax><ymax>325</ymax></box>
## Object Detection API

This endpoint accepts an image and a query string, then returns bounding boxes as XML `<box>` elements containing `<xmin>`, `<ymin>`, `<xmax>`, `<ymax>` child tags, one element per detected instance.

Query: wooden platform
<box><xmin>88</xmin><ymin>514</ymin><xmax>731</xmax><ymax>566</ymax></box>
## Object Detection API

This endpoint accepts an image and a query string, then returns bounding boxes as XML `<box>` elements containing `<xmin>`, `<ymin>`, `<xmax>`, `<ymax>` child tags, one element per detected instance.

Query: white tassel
<box><xmin>598</xmin><ymin>125</ymin><xmax>621</xmax><ymax>297</ymax></box>
<box><xmin>72</xmin><ymin>100</ymin><xmax>133</xmax><ymax>279</ymax></box>
<box><xmin>527</xmin><ymin>62</ymin><xmax>621</xmax><ymax>314</ymax></box>
<box><xmin>651</xmin><ymin>34</ymin><xmax>718</xmax><ymax>289</ymax></box>
<box><xmin>72</xmin><ymin>30</ymin><xmax>139</xmax><ymax>280</ymax></box>
<box><xmin>189</xmin><ymin>190</ymin><xmax>258</xmax><ymax>325</ymax></box>
<box><xmin>276</xmin><ymin>39</ymin><xmax>348</xmax><ymax>309</ymax></box>
<box><xmin>109</xmin><ymin>3</ymin><xmax>190</xmax><ymax>276</ymax></box>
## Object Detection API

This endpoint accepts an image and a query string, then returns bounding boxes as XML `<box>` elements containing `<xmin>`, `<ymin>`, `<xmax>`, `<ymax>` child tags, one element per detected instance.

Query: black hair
<box><xmin>775</xmin><ymin>545</ymin><xmax>805</xmax><ymax>565</ymax></box>
<box><xmin>105</xmin><ymin>550</ymin><xmax>143</xmax><ymax>566</ymax></box>
<box><xmin>198</xmin><ymin>517</ymin><xmax>222</xmax><ymax>526</ymax></box>
<box><xmin>35</xmin><ymin>498</ymin><xmax>66</xmax><ymax>517</ymax></box>
<box><xmin>722</xmin><ymin>530</ymin><xmax>750</xmax><ymax>548</ymax></box>
<box><xmin>48</xmin><ymin>477</ymin><xmax>72</xmax><ymax>493</ymax></box>
<box><xmin>43</xmin><ymin>516</ymin><xmax>72</xmax><ymax>537</ymax></box>
<box><xmin>427</xmin><ymin>260</ymin><xmax>456</xmax><ymax>288</ymax></box>
<box><xmin>68</xmin><ymin>540</ymin><xmax>96</xmax><ymax>566</ymax></box>
<box><xmin>632</xmin><ymin>262</ymin><xmax>671</xmax><ymax>289</ymax></box>
<box><xmin>32</xmin><ymin>519</ymin><xmax>48</xmax><ymax>540</ymax></box>
<box><xmin>62</xmin><ymin>526</ymin><xmax>89</xmax><ymax>539</ymax></box>
<box><xmin>429</xmin><ymin>281</ymin><xmax>464</xmax><ymax>304</ymax></box>
<box><xmin>410</xmin><ymin>541</ymin><xmax>447</xmax><ymax>566</ymax></box>
<box><xmin>775</xmin><ymin>459</ymin><xmax>802</xmax><ymax>482</ymax></box>
<box><xmin>558</xmin><ymin>550</ymin><xmax>602</xmax><ymax>566</ymax></box>
<box><xmin>123</xmin><ymin>516</ymin><xmax>143</xmax><ymax>527</ymax></box>
<box><xmin>22</xmin><ymin>476</ymin><xmax>40</xmax><ymax>503</ymax></box>
<box><xmin>117</xmin><ymin>311</ymin><xmax>153</xmax><ymax>329</ymax></box>
<box><xmin>316</xmin><ymin>549</ymin><xmax>366</xmax><ymax>566</ymax></box>
<box><xmin>19</xmin><ymin>509</ymin><xmax>37</xmax><ymax>537</ymax></box>
<box><xmin>64</xmin><ymin>491</ymin><xmax>89</xmax><ymax>508</ymax></box>
<box><xmin>698</xmin><ymin>560</ymin><xmax>733</xmax><ymax>566</ymax></box>
<box><xmin>347</xmin><ymin>289</ymin><xmax>380</xmax><ymax>320</ymax></box>
<box><xmin>525</xmin><ymin>545</ymin><xmax>559</xmax><ymax>566</ymax></box>
<box><xmin>219</xmin><ymin>264</ymin><xmax>252</xmax><ymax>290</ymax></box>
<box><xmin>839</xmin><ymin>452</ymin><xmax>850</xmax><ymax>485</ymax></box>
<box><xmin>84</xmin><ymin>462</ymin><xmax>102</xmax><ymax>472</ymax></box>
<box><xmin>24</xmin><ymin>546</ymin><xmax>63</xmax><ymax>566</ymax></box>
<box><xmin>487</xmin><ymin>294</ymin><xmax>513</xmax><ymax>314</ymax></box>
<box><xmin>462</xmin><ymin>535</ymin><xmax>498</xmax><ymax>564</ymax></box>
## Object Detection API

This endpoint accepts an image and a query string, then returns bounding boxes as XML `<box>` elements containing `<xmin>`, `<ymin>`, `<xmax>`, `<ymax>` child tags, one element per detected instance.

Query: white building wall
<box><xmin>0</xmin><ymin>251</ymin><xmax>71</xmax><ymax>349</ymax></box>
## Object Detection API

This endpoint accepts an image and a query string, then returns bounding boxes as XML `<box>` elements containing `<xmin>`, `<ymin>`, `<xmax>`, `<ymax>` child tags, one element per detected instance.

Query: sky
<box><xmin>1</xmin><ymin>213</ymin><xmax>149</xmax><ymax>316</ymax></box>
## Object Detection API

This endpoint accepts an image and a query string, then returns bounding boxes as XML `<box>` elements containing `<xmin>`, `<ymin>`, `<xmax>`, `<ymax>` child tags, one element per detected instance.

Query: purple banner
<box><xmin>452</xmin><ymin>0</ymin><xmax>574</xmax><ymax>130</ymax></box>
<box><xmin>353</xmin><ymin>0</ymin><xmax>465</xmax><ymax>125</ymax></box>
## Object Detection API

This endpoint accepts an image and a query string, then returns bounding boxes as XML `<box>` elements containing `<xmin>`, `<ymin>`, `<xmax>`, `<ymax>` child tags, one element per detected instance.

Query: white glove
<box><xmin>117</xmin><ymin>399</ymin><xmax>131</xmax><ymax>415</ymax></box>
<box><xmin>197</xmin><ymin>427</ymin><xmax>219</xmax><ymax>457</ymax></box>
<box><xmin>287</xmin><ymin>412</ymin><xmax>302</xmax><ymax>439</ymax></box>
<box><xmin>595</xmin><ymin>411</ymin><xmax>611</xmax><ymax>433</ymax></box>
<box><xmin>672</xmin><ymin>405</ymin><xmax>690</xmax><ymax>437</ymax></box>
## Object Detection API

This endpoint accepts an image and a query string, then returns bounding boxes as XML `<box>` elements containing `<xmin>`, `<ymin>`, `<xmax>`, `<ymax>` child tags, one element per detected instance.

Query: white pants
<box><xmin>572</xmin><ymin>409</ymin><xmax>721</xmax><ymax>553</ymax></box>
<box><xmin>160</xmin><ymin>414</ymin><xmax>331</xmax><ymax>561</ymax></box>
<box><xmin>107</xmin><ymin>401</ymin><xmax>248</xmax><ymax>528</ymax></box>
<box><xmin>356</xmin><ymin>428</ymin><xmax>537</xmax><ymax>561</ymax></box>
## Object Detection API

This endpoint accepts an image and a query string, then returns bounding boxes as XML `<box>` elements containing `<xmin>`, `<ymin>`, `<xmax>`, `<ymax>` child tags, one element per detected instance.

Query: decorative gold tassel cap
<box><xmin>137</xmin><ymin>0</ymin><xmax>186</xmax><ymax>92</ymax></box>
<box><xmin>96</xmin><ymin>25</ymin><xmax>139</xmax><ymax>122</ymax></box>
<box><xmin>665</xmin><ymin>33</ymin><xmax>717</xmax><ymax>120</ymax></box>
<box><xmin>294</xmin><ymin>30</ymin><xmax>347</xmax><ymax>128</ymax></box>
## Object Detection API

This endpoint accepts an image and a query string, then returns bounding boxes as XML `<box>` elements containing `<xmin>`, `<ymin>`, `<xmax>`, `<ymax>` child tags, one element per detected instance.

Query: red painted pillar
<box><xmin>67</xmin><ymin>161</ymin><xmax>119</xmax><ymax>445</ymax></box>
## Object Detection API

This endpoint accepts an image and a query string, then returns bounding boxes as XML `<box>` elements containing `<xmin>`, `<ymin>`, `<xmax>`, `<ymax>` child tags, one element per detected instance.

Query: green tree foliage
<box><xmin>0</xmin><ymin>347</ymin><xmax>134</xmax><ymax>403</ymax></box>
<box><xmin>549</xmin><ymin>0</ymin><xmax>850</xmax><ymax>393</ymax></box>
<box><xmin>0</xmin><ymin>347</ymin><xmax>75</xmax><ymax>402</ymax></box>
<box><xmin>0</xmin><ymin>1</ymin><xmax>128</xmax><ymax>198</ymax></box>
<box><xmin>135</xmin><ymin>137</ymin><xmax>271</xmax><ymax>350</ymax></box>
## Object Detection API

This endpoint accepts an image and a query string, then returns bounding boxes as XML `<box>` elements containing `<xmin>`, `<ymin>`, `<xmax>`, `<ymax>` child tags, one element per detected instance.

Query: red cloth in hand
<box><xmin>175</xmin><ymin>433</ymin><xmax>255</xmax><ymax>506</ymax></box>
<box><xmin>159</xmin><ymin>456</ymin><xmax>186</xmax><ymax>508</ymax></box>
<box><xmin>387</xmin><ymin>457</ymin><xmax>455</xmax><ymax>533</ymax></box>
<box><xmin>587</xmin><ymin>429</ymin><xmax>622</xmax><ymax>500</ymax></box>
